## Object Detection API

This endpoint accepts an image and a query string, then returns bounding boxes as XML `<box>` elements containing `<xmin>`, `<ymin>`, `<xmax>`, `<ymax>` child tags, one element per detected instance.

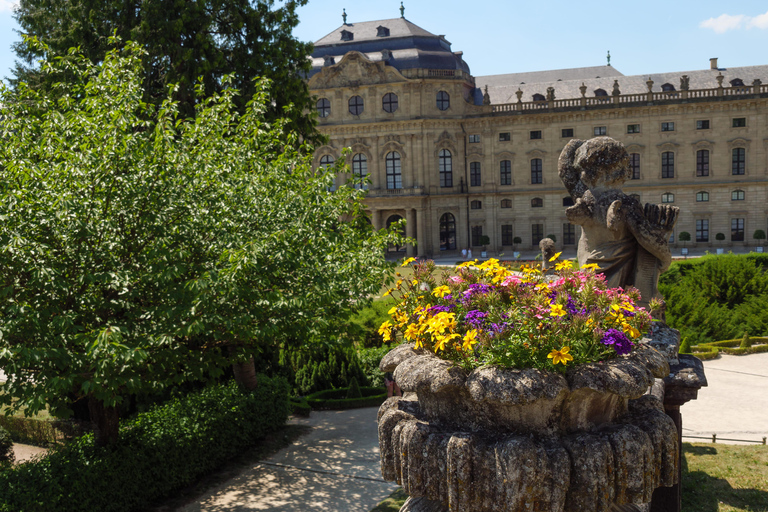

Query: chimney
<box><xmin>710</xmin><ymin>58</ymin><xmax>718</xmax><ymax>70</ymax></box>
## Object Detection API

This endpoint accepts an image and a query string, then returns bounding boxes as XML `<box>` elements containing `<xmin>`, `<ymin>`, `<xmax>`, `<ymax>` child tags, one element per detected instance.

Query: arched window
<box><xmin>382</xmin><ymin>92</ymin><xmax>398</xmax><ymax>113</ymax></box>
<box><xmin>436</xmin><ymin>91</ymin><xmax>450</xmax><ymax>111</ymax></box>
<box><xmin>352</xmin><ymin>153</ymin><xmax>368</xmax><ymax>190</ymax></box>
<box><xmin>661</xmin><ymin>152</ymin><xmax>674</xmax><ymax>178</ymax></box>
<box><xmin>661</xmin><ymin>83</ymin><xmax>676</xmax><ymax>92</ymax></box>
<box><xmin>562</xmin><ymin>196</ymin><xmax>574</xmax><ymax>207</ymax></box>
<box><xmin>348</xmin><ymin>95</ymin><xmax>364</xmax><ymax>115</ymax></box>
<box><xmin>532</xmin><ymin>93</ymin><xmax>545</xmax><ymax>102</ymax></box>
<box><xmin>470</xmin><ymin>162</ymin><xmax>481</xmax><ymax>187</ymax></box>
<box><xmin>316</xmin><ymin>98</ymin><xmax>330</xmax><ymax>118</ymax></box>
<box><xmin>470</xmin><ymin>200</ymin><xmax>482</xmax><ymax>210</ymax></box>
<box><xmin>661</xmin><ymin>192</ymin><xmax>674</xmax><ymax>203</ymax></box>
<box><xmin>531</xmin><ymin>197</ymin><xmax>543</xmax><ymax>207</ymax></box>
<box><xmin>500</xmin><ymin>199</ymin><xmax>512</xmax><ymax>208</ymax></box>
<box><xmin>696</xmin><ymin>150</ymin><xmax>709</xmax><ymax>177</ymax></box>
<box><xmin>500</xmin><ymin>160</ymin><xmax>512</xmax><ymax>186</ymax></box>
<box><xmin>439</xmin><ymin>213</ymin><xmax>457</xmax><ymax>251</ymax></box>
<box><xmin>594</xmin><ymin>89</ymin><xmax>608</xmax><ymax>97</ymax></box>
<box><xmin>385</xmin><ymin>151</ymin><xmax>402</xmax><ymax>190</ymax></box>
<box><xmin>730</xmin><ymin>78</ymin><xmax>745</xmax><ymax>87</ymax></box>
<box><xmin>439</xmin><ymin>149</ymin><xmax>453</xmax><ymax>188</ymax></box>
<box><xmin>531</xmin><ymin>158</ymin><xmax>543</xmax><ymax>184</ymax></box>
<box><xmin>386</xmin><ymin>215</ymin><xmax>405</xmax><ymax>252</ymax></box>
<box><xmin>320</xmin><ymin>155</ymin><xmax>335</xmax><ymax>191</ymax></box>
<box><xmin>732</xmin><ymin>190</ymin><xmax>745</xmax><ymax>201</ymax></box>
<box><xmin>696</xmin><ymin>191</ymin><xmax>709</xmax><ymax>202</ymax></box>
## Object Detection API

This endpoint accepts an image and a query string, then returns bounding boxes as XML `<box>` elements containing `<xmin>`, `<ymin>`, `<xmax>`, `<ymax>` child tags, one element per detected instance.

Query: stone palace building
<box><xmin>307</xmin><ymin>11</ymin><xmax>768</xmax><ymax>258</ymax></box>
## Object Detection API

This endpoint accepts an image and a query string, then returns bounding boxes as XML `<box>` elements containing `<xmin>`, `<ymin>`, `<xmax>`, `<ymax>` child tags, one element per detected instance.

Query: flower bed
<box><xmin>380</xmin><ymin>257</ymin><xmax>656</xmax><ymax>372</ymax></box>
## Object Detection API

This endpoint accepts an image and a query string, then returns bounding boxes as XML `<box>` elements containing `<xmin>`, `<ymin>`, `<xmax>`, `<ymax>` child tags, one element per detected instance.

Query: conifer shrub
<box><xmin>740</xmin><ymin>331</ymin><xmax>752</xmax><ymax>349</ymax></box>
<box><xmin>346</xmin><ymin>377</ymin><xmax>362</xmax><ymax>399</ymax></box>
<box><xmin>0</xmin><ymin>427</ymin><xmax>14</xmax><ymax>466</ymax></box>
<box><xmin>284</xmin><ymin>344</ymin><xmax>368</xmax><ymax>396</ymax></box>
<box><xmin>679</xmin><ymin>337</ymin><xmax>692</xmax><ymax>354</ymax></box>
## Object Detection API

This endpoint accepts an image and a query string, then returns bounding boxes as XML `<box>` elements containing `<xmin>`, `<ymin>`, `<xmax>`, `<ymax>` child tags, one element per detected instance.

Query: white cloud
<box><xmin>747</xmin><ymin>10</ymin><xmax>768</xmax><ymax>29</ymax></box>
<box><xmin>0</xmin><ymin>0</ymin><xmax>17</xmax><ymax>12</ymax></box>
<box><xmin>701</xmin><ymin>10</ymin><xmax>768</xmax><ymax>32</ymax></box>
<box><xmin>700</xmin><ymin>14</ymin><xmax>746</xmax><ymax>33</ymax></box>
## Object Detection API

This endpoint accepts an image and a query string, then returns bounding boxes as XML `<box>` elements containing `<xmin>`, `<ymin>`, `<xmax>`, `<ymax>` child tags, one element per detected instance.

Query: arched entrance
<box><xmin>439</xmin><ymin>213</ymin><xmax>456</xmax><ymax>251</ymax></box>
<box><xmin>386</xmin><ymin>214</ymin><xmax>406</xmax><ymax>252</ymax></box>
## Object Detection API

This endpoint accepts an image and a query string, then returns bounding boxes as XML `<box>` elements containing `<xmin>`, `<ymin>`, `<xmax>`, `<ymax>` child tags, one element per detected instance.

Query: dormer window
<box><xmin>661</xmin><ymin>83</ymin><xmax>676</xmax><ymax>92</ymax></box>
<box><xmin>594</xmin><ymin>89</ymin><xmax>608</xmax><ymax>97</ymax></box>
<box><xmin>377</xmin><ymin>26</ymin><xmax>390</xmax><ymax>37</ymax></box>
<box><xmin>730</xmin><ymin>78</ymin><xmax>745</xmax><ymax>87</ymax></box>
<box><xmin>323</xmin><ymin>55</ymin><xmax>335</xmax><ymax>66</ymax></box>
<box><xmin>532</xmin><ymin>93</ymin><xmax>545</xmax><ymax>102</ymax></box>
<box><xmin>341</xmin><ymin>30</ymin><xmax>353</xmax><ymax>41</ymax></box>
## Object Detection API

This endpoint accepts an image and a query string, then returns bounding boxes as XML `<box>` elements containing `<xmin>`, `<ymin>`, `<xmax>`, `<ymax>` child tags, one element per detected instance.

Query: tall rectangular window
<box><xmin>385</xmin><ymin>151</ymin><xmax>402</xmax><ymax>190</ymax></box>
<box><xmin>439</xmin><ymin>149</ymin><xmax>453</xmax><ymax>188</ymax></box>
<box><xmin>471</xmin><ymin>225</ymin><xmax>483</xmax><ymax>247</ymax></box>
<box><xmin>470</xmin><ymin>162</ymin><xmax>481</xmax><ymax>186</ymax></box>
<box><xmin>501</xmin><ymin>225</ymin><xmax>514</xmax><ymax>246</ymax></box>
<box><xmin>732</xmin><ymin>148</ymin><xmax>746</xmax><ymax>175</ymax></box>
<box><xmin>696</xmin><ymin>150</ymin><xmax>709</xmax><ymax>177</ymax></box>
<box><xmin>696</xmin><ymin>219</ymin><xmax>709</xmax><ymax>242</ymax></box>
<box><xmin>630</xmin><ymin>153</ymin><xmax>640</xmax><ymax>180</ymax></box>
<box><xmin>531</xmin><ymin>159</ymin><xmax>543</xmax><ymax>184</ymax></box>
<box><xmin>563</xmin><ymin>223</ymin><xmax>576</xmax><ymax>245</ymax></box>
<box><xmin>531</xmin><ymin>224</ymin><xmax>544</xmax><ymax>246</ymax></box>
<box><xmin>731</xmin><ymin>218</ymin><xmax>745</xmax><ymax>241</ymax></box>
<box><xmin>500</xmin><ymin>160</ymin><xmax>512</xmax><ymax>186</ymax></box>
<box><xmin>661</xmin><ymin>152</ymin><xmax>674</xmax><ymax>178</ymax></box>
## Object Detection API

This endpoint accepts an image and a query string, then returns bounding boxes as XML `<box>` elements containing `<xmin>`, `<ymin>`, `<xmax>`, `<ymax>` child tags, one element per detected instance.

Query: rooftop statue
<box><xmin>558</xmin><ymin>137</ymin><xmax>679</xmax><ymax>310</ymax></box>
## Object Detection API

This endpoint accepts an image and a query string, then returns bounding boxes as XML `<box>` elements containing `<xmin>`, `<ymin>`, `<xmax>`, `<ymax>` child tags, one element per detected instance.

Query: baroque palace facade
<box><xmin>307</xmin><ymin>13</ymin><xmax>768</xmax><ymax>258</ymax></box>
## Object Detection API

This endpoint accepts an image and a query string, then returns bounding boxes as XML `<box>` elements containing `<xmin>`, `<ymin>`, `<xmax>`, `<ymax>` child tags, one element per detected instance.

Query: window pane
<box><xmin>352</xmin><ymin>153</ymin><xmax>368</xmax><ymax>190</ymax></box>
<box><xmin>500</xmin><ymin>160</ymin><xmax>511</xmax><ymax>186</ymax></box>
<box><xmin>436</xmin><ymin>91</ymin><xmax>450</xmax><ymax>111</ymax></box>
<box><xmin>696</xmin><ymin>150</ymin><xmax>709</xmax><ymax>177</ymax></box>
<box><xmin>439</xmin><ymin>149</ymin><xmax>453</xmax><ymax>188</ymax></box>
<box><xmin>348</xmin><ymin>95</ymin><xmax>364</xmax><ymax>115</ymax></box>
<box><xmin>531</xmin><ymin>159</ymin><xmax>543</xmax><ymax>184</ymax></box>
<box><xmin>662</xmin><ymin>152</ymin><xmax>674</xmax><ymax>178</ymax></box>
<box><xmin>382</xmin><ymin>93</ymin><xmax>398</xmax><ymax>113</ymax></box>
<box><xmin>531</xmin><ymin>224</ymin><xmax>544</xmax><ymax>245</ymax></box>
<box><xmin>470</xmin><ymin>162</ymin><xmax>481</xmax><ymax>186</ymax></box>
<box><xmin>731</xmin><ymin>218</ymin><xmax>744</xmax><ymax>241</ymax></box>
<box><xmin>732</xmin><ymin>148</ymin><xmax>746</xmax><ymax>175</ymax></box>
<box><xmin>386</xmin><ymin>151</ymin><xmax>402</xmax><ymax>189</ymax></box>
<box><xmin>316</xmin><ymin>98</ymin><xmax>330</xmax><ymax>118</ymax></box>
<box><xmin>630</xmin><ymin>153</ymin><xmax>640</xmax><ymax>180</ymax></box>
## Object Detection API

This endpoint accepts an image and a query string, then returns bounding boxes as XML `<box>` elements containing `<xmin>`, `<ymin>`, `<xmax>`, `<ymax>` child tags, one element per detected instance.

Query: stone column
<box><xmin>372</xmin><ymin>209</ymin><xmax>383</xmax><ymax>231</ymax></box>
<box><xmin>406</xmin><ymin>208</ymin><xmax>417</xmax><ymax>257</ymax></box>
<box><xmin>416</xmin><ymin>208</ymin><xmax>426</xmax><ymax>258</ymax></box>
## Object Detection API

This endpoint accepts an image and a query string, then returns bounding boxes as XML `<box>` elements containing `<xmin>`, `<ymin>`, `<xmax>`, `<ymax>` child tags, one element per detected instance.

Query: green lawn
<box><xmin>372</xmin><ymin>443</ymin><xmax>768</xmax><ymax>512</ymax></box>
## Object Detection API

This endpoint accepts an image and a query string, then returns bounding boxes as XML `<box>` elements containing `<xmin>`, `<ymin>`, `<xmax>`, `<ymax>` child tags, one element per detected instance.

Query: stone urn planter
<box><xmin>378</xmin><ymin>342</ymin><xmax>679</xmax><ymax>512</ymax></box>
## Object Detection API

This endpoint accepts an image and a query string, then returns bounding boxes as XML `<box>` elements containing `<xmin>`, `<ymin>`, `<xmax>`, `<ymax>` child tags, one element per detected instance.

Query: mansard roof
<box><xmin>309</xmin><ymin>18</ymin><xmax>470</xmax><ymax>78</ymax></box>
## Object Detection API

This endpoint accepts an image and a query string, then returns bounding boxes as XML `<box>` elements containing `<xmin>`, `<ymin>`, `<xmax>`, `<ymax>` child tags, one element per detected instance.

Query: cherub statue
<box><xmin>558</xmin><ymin>137</ymin><xmax>678</xmax><ymax>309</ymax></box>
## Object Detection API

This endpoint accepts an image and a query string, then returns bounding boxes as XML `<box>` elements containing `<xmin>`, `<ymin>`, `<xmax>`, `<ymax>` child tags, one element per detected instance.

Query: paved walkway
<box><xmin>180</xmin><ymin>407</ymin><xmax>398</xmax><ymax>512</ymax></box>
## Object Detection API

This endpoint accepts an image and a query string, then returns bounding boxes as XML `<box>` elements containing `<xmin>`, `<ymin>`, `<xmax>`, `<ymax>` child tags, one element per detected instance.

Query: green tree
<box><xmin>11</xmin><ymin>0</ymin><xmax>316</xmax><ymax>139</ymax></box>
<box><xmin>0</xmin><ymin>41</ymin><xmax>397</xmax><ymax>446</ymax></box>
<box><xmin>753</xmin><ymin>229</ymin><xmax>767</xmax><ymax>247</ymax></box>
<box><xmin>679</xmin><ymin>231</ymin><xmax>691</xmax><ymax>247</ymax></box>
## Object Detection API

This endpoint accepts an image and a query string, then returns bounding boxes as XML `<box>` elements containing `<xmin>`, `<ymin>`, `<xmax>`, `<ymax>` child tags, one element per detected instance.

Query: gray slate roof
<box><xmin>476</xmin><ymin>65</ymin><xmax>768</xmax><ymax>104</ymax></box>
<box><xmin>314</xmin><ymin>18</ymin><xmax>439</xmax><ymax>47</ymax></box>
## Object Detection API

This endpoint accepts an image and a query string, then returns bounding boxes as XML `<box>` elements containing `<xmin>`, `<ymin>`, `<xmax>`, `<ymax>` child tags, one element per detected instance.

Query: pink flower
<box><xmin>449</xmin><ymin>275</ymin><xmax>465</xmax><ymax>284</ymax></box>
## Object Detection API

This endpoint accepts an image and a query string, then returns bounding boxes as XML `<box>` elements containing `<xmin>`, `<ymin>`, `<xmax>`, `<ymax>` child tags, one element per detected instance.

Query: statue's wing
<box><xmin>558</xmin><ymin>139</ymin><xmax>587</xmax><ymax>200</ymax></box>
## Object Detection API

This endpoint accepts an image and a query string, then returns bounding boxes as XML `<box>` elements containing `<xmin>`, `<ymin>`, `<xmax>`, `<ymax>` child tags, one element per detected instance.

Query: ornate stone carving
<box><xmin>558</xmin><ymin>137</ymin><xmax>679</xmax><ymax>309</ymax></box>
<box><xmin>308</xmin><ymin>51</ymin><xmax>408</xmax><ymax>89</ymax></box>
<box><xmin>680</xmin><ymin>75</ymin><xmax>690</xmax><ymax>91</ymax></box>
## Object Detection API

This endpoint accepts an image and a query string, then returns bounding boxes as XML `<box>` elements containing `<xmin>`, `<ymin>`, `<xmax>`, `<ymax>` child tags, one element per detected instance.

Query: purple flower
<box><xmin>464</xmin><ymin>309</ymin><xmax>488</xmax><ymax>328</ymax></box>
<box><xmin>428</xmin><ymin>305</ymin><xmax>454</xmax><ymax>315</ymax></box>
<box><xmin>600</xmin><ymin>328</ymin><xmax>634</xmax><ymax>356</ymax></box>
<box><xmin>488</xmin><ymin>322</ymin><xmax>509</xmax><ymax>338</ymax></box>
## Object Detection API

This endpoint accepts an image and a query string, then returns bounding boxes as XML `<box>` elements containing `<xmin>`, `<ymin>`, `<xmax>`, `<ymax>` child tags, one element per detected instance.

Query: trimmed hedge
<box><xmin>307</xmin><ymin>386</ymin><xmax>387</xmax><ymax>410</ymax></box>
<box><xmin>0</xmin><ymin>416</ymin><xmax>87</xmax><ymax>447</ymax></box>
<box><xmin>0</xmin><ymin>376</ymin><xmax>289</xmax><ymax>511</ymax></box>
<box><xmin>682</xmin><ymin>337</ymin><xmax>768</xmax><ymax>360</ymax></box>
<box><xmin>0</xmin><ymin>426</ymin><xmax>13</xmax><ymax>465</ymax></box>
<box><xmin>288</xmin><ymin>397</ymin><xmax>311</xmax><ymax>418</ymax></box>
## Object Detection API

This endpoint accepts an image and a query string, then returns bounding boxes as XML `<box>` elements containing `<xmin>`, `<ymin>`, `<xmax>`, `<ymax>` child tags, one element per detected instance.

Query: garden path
<box><xmin>179</xmin><ymin>407</ymin><xmax>397</xmax><ymax>512</ymax></box>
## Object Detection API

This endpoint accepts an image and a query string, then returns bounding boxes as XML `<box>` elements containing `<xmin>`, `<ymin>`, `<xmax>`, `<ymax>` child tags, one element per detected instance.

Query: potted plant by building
<box><xmin>715</xmin><ymin>232</ymin><xmax>726</xmax><ymax>254</ymax></box>
<box><xmin>678</xmin><ymin>231</ymin><xmax>691</xmax><ymax>257</ymax></box>
<box><xmin>512</xmin><ymin>236</ymin><xmax>522</xmax><ymax>259</ymax></box>
<box><xmin>753</xmin><ymin>229</ymin><xmax>766</xmax><ymax>253</ymax></box>
<box><xmin>377</xmin><ymin>257</ymin><xmax>678</xmax><ymax>512</ymax></box>
<box><xmin>479</xmin><ymin>235</ymin><xmax>490</xmax><ymax>258</ymax></box>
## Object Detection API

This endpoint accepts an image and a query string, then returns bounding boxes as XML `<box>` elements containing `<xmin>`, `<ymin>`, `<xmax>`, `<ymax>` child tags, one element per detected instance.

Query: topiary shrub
<box><xmin>346</xmin><ymin>377</ymin><xmax>362</xmax><ymax>399</ymax></box>
<box><xmin>740</xmin><ymin>331</ymin><xmax>752</xmax><ymax>349</ymax></box>
<box><xmin>679</xmin><ymin>337</ymin><xmax>692</xmax><ymax>354</ymax></box>
<box><xmin>0</xmin><ymin>426</ymin><xmax>14</xmax><ymax>466</ymax></box>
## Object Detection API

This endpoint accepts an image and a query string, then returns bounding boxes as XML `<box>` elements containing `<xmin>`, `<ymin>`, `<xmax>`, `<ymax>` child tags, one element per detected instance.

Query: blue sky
<box><xmin>1</xmin><ymin>0</ymin><xmax>768</xmax><ymax>82</ymax></box>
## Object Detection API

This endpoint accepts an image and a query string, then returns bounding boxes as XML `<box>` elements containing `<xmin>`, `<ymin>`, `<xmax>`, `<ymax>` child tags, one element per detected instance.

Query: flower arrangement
<box><xmin>379</xmin><ymin>256</ymin><xmax>658</xmax><ymax>372</ymax></box>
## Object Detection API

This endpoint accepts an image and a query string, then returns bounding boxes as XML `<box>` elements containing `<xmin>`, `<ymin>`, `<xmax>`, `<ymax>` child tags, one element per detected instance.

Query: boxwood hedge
<box><xmin>0</xmin><ymin>375</ymin><xmax>289</xmax><ymax>512</ymax></box>
<box><xmin>306</xmin><ymin>386</ymin><xmax>387</xmax><ymax>410</ymax></box>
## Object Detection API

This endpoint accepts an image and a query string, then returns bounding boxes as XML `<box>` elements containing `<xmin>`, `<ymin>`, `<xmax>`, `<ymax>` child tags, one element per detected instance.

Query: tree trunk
<box><xmin>229</xmin><ymin>346</ymin><xmax>258</xmax><ymax>391</ymax></box>
<box><xmin>88</xmin><ymin>396</ymin><xmax>120</xmax><ymax>447</ymax></box>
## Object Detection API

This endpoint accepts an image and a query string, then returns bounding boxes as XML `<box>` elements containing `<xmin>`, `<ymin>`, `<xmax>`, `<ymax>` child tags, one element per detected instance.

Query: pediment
<box><xmin>308</xmin><ymin>51</ymin><xmax>408</xmax><ymax>89</ymax></box>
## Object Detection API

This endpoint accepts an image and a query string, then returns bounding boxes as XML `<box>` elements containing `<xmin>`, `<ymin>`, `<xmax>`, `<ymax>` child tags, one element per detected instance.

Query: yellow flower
<box><xmin>550</xmin><ymin>304</ymin><xmax>567</xmax><ymax>317</ymax></box>
<box><xmin>404</xmin><ymin>323</ymin><xmax>420</xmax><ymax>340</ymax></box>
<box><xmin>383</xmin><ymin>289</ymin><xmax>392</xmax><ymax>297</ymax></box>
<box><xmin>401</xmin><ymin>257</ymin><xmax>416</xmax><ymax>267</ymax></box>
<box><xmin>581</xmin><ymin>263</ymin><xmax>600</xmax><ymax>271</ymax></box>
<box><xmin>412</xmin><ymin>279</ymin><xmax>418</xmax><ymax>286</ymax></box>
<box><xmin>378</xmin><ymin>321</ymin><xmax>393</xmax><ymax>342</ymax></box>
<box><xmin>432</xmin><ymin>285</ymin><xmax>451</xmax><ymax>298</ymax></box>
<box><xmin>462</xmin><ymin>329</ymin><xmax>479</xmax><ymax>351</ymax></box>
<box><xmin>622</xmin><ymin>322</ymin><xmax>640</xmax><ymax>339</ymax></box>
<box><xmin>548</xmin><ymin>251</ymin><xmax>562</xmax><ymax>262</ymax></box>
<box><xmin>555</xmin><ymin>260</ymin><xmax>573</xmax><ymax>270</ymax></box>
<box><xmin>434</xmin><ymin>333</ymin><xmax>460</xmax><ymax>352</ymax></box>
<box><xmin>548</xmin><ymin>346</ymin><xmax>574</xmax><ymax>366</ymax></box>
<box><xmin>413</xmin><ymin>338</ymin><xmax>424</xmax><ymax>349</ymax></box>
<box><xmin>396</xmin><ymin>279</ymin><xmax>403</xmax><ymax>288</ymax></box>
<box><xmin>388</xmin><ymin>306</ymin><xmax>398</xmax><ymax>316</ymax></box>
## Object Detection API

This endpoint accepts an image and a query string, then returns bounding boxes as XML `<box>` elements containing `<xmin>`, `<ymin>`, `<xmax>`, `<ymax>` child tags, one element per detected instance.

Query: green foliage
<box><xmin>288</xmin><ymin>397</ymin><xmax>311</xmax><ymax>418</ymax></box>
<box><xmin>0</xmin><ymin>42</ymin><xmax>398</xmax><ymax>443</ymax></box>
<box><xmin>347</xmin><ymin>298</ymin><xmax>398</xmax><ymax>348</ymax></box>
<box><xmin>357</xmin><ymin>344</ymin><xmax>394</xmax><ymax>387</ymax></box>
<box><xmin>0</xmin><ymin>417</ymin><xmax>86</xmax><ymax>447</ymax></box>
<box><xmin>0</xmin><ymin>376</ymin><xmax>288</xmax><ymax>511</ymax></box>
<box><xmin>740</xmin><ymin>331</ymin><xmax>752</xmax><ymax>349</ymax></box>
<box><xmin>513</xmin><ymin>237</ymin><xmax>522</xmax><ymax>245</ymax></box>
<box><xmin>0</xmin><ymin>427</ymin><xmax>14</xmax><ymax>465</ymax></box>
<box><xmin>716</xmin><ymin>232</ymin><xmax>726</xmax><ymax>241</ymax></box>
<box><xmin>679</xmin><ymin>337</ymin><xmax>692</xmax><ymax>354</ymax></box>
<box><xmin>479</xmin><ymin>235</ymin><xmax>491</xmax><ymax>247</ymax></box>
<box><xmin>546</xmin><ymin>234</ymin><xmax>557</xmax><ymax>243</ymax></box>
<box><xmin>12</xmin><ymin>0</ymin><xmax>317</xmax><ymax>138</ymax></box>
<box><xmin>346</xmin><ymin>377</ymin><xmax>362</xmax><ymax>399</ymax></box>
<box><xmin>678</xmin><ymin>231</ymin><xmax>691</xmax><ymax>243</ymax></box>
<box><xmin>285</xmin><ymin>344</ymin><xmax>368</xmax><ymax>396</ymax></box>
<box><xmin>754</xmin><ymin>229</ymin><xmax>767</xmax><ymax>242</ymax></box>
<box><xmin>659</xmin><ymin>255</ymin><xmax>768</xmax><ymax>344</ymax></box>
<box><xmin>306</xmin><ymin>387</ymin><xmax>387</xmax><ymax>410</ymax></box>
